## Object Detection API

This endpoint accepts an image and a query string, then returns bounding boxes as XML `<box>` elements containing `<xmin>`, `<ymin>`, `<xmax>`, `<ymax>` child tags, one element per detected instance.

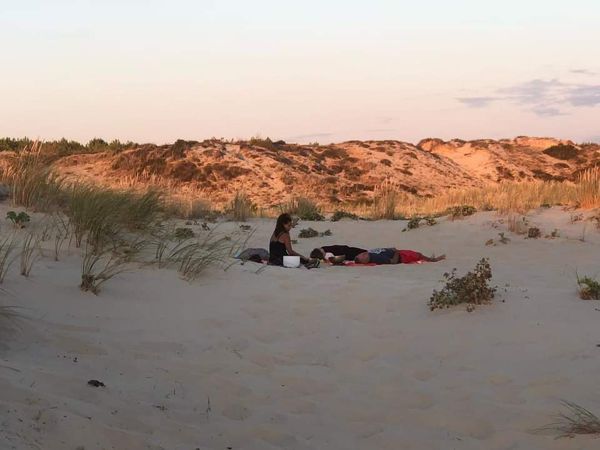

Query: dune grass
<box><xmin>80</xmin><ymin>244</ymin><xmax>130</xmax><ymax>295</ymax></box>
<box><xmin>280</xmin><ymin>196</ymin><xmax>324</xmax><ymax>221</ymax></box>
<box><xmin>543</xmin><ymin>401</ymin><xmax>600</xmax><ymax>438</ymax></box>
<box><xmin>228</xmin><ymin>190</ymin><xmax>255</xmax><ymax>222</ymax></box>
<box><xmin>19</xmin><ymin>232</ymin><xmax>40</xmax><ymax>277</ymax></box>
<box><xmin>0</xmin><ymin>142</ymin><xmax>64</xmax><ymax>211</ymax></box>
<box><xmin>0</xmin><ymin>235</ymin><xmax>17</xmax><ymax>283</ymax></box>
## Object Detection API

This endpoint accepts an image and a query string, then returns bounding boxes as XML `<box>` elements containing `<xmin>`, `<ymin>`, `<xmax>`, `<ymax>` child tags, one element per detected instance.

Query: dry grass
<box><xmin>280</xmin><ymin>197</ymin><xmax>324</xmax><ymax>221</ymax></box>
<box><xmin>371</xmin><ymin>180</ymin><xmax>403</xmax><ymax>220</ymax></box>
<box><xmin>19</xmin><ymin>232</ymin><xmax>40</xmax><ymax>277</ymax></box>
<box><xmin>0</xmin><ymin>235</ymin><xmax>17</xmax><ymax>283</ymax></box>
<box><xmin>228</xmin><ymin>191</ymin><xmax>255</xmax><ymax>222</ymax></box>
<box><xmin>543</xmin><ymin>400</ymin><xmax>600</xmax><ymax>438</ymax></box>
<box><xmin>80</xmin><ymin>244</ymin><xmax>130</xmax><ymax>295</ymax></box>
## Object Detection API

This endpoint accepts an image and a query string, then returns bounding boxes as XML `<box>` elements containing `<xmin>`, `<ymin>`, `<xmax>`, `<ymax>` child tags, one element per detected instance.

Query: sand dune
<box><xmin>1</xmin><ymin>205</ymin><xmax>599</xmax><ymax>449</ymax></box>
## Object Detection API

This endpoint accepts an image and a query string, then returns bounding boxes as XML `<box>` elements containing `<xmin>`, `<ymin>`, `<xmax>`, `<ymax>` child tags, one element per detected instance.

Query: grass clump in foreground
<box><xmin>80</xmin><ymin>245</ymin><xmax>131</xmax><ymax>295</ymax></box>
<box><xmin>542</xmin><ymin>400</ymin><xmax>600</xmax><ymax>438</ymax></box>
<box><xmin>447</xmin><ymin>205</ymin><xmax>477</xmax><ymax>219</ymax></box>
<box><xmin>577</xmin><ymin>274</ymin><xmax>600</xmax><ymax>300</ymax></box>
<box><xmin>280</xmin><ymin>197</ymin><xmax>324</xmax><ymax>221</ymax></box>
<box><xmin>429</xmin><ymin>258</ymin><xmax>497</xmax><ymax>312</ymax></box>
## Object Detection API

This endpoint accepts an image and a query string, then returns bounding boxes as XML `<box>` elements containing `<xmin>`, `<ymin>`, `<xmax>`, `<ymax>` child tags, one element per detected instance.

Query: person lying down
<box><xmin>355</xmin><ymin>248</ymin><xmax>446</xmax><ymax>265</ymax></box>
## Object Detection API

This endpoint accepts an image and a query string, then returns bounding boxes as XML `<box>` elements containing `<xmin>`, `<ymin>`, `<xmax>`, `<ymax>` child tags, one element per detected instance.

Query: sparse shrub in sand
<box><xmin>429</xmin><ymin>258</ymin><xmax>497</xmax><ymax>312</ymax></box>
<box><xmin>51</xmin><ymin>214</ymin><xmax>70</xmax><ymax>261</ymax></box>
<box><xmin>6</xmin><ymin>211</ymin><xmax>30</xmax><ymax>229</ymax></box>
<box><xmin>527</xmin><ymin>227</ymin><xmax>541</xmax><ymax>239</ymax></box>
<box><xmin>228</xmin><ymin>191</ymin><xmax>255</xmax><ymax>222</ymax></box>
<box><xmin>447</xmin><ymin>205</ymin><xmax>476</xmax><ymax>220</ymax></box>
<box><xmin>543</xmin><ymin>400</ymin><xmax>600</xmax><ymax>438</ymax></box>
<box><xmin>80</xmin><ymin>245</ymin><xmax>130</xmax><ymax>295</ymax></box>
<box><xmin>19</xmin><ymin>232</ymin><xmax>41</xmax><ymax>277</ymax></box>
<box><xmin>164</xmin><ymin>196</ymin><xmax>216</xmax><ymax>220</ymax></box>
<box><xmin>402</xmin><ymin>216</ymin><xmax>437</xmax><ymax>232</ymax></box>
<box><xmin>298</xmin><ymin>228</ymin><xmax>332</xmax><ymax>238</ymax></box>
<box><xmin>0</xmin><ymin>235</ymin><xmax>17</xmax><ymax>283</ymax></box>
<box><xmin>576</xmin><ymin>274</ymin><xmax>600</xmax><ymax>300</ymax></box>
<box><xmin>575</xmin><ymin>167</ymin><xmax>600</xmax><ymax>209</ymax></box>
<box><xmin>331</xmin><ymin>210</ymin><xmax>359</xmax><ymax>222</ymax></box>
<box><xmin>280</xmin><ymin>197</ymin><xmax>324</xmax><ymax>221</ymax></box>
<box><xmin>175</xmin><ymin>227</ymin><xmax>195</xmax><ymax>240</ymax></box>
<box><xmin>508</xmin><ymin>215</ymin><xmax>529</xmax><ymax>235</ymax></box>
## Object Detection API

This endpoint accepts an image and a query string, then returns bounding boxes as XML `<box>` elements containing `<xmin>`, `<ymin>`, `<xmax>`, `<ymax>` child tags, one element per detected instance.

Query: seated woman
<box><xmin>355</xmin><ymin>248</ymin><xmax>446</xmax><ymax>264</ymax></box>
<box><xmin>269</xmin><ymin>213</ymin><xmax>318</xmax><ymax>267</ymax></box>
<box><xmin>310</xmin><ymin>245</ymin><xmax>367</xmax><ymax>263</ymax></box>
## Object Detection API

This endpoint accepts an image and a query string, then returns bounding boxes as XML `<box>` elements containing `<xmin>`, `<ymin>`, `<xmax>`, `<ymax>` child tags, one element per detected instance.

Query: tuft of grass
<box><xmin>527</xmin><ymin>227</ymin><xmax>542</xmax><ymax>238</ymax></box>
<box><xmin>429</xmin><ymin>258</ymin><xmax>497</xmax><ymax>312</ymax></box>
<box><xmin>577</xmin><ymin>274</ymin><xmax>600</xmax><ymax>300</ymax></box>
<box><xmin>175</xmin><ymin>227</ymin><xmax>194</xmax><ymax>240</ymax></box>
<box><xmin>543</xmin><ymin>400</ymin><xmax>600</xmax><ymax>438</ymax></box>
<box><xmin>575</xmin><ymin>167</ymin><xmax>600</xmax><ymax>209</ymax></box>
<box><xmin>371</xmin><ymin>181</ymin><xmax>401</xmax><ymax>220</ymax></box>
<box><xmin>19</xmin><ymin>232</ymin><xmax>40</xmax><ymax>277</ymax></box>
<box><xmin>298</xmin><ymin>228</ymin><xmax>332</xmax><ymax>238</ymax></box>
<box><xmin>280</xmin><ymin>197</ymin><xmax>324</xmax><ymax>221</ymax></box>
<box><xmin>228</xmin><ymin>191</ymin><xmax>255</xmax><ymax>222</ymax></box>
<box><xmin>80</xmin><ymin>245</ymin><xmax>129</xmax><ymax>295</ymax></box>
<box><xmin>0</xmin><ymin>235</ymin><xmax>17</xmax><ymax>283</ymax></box>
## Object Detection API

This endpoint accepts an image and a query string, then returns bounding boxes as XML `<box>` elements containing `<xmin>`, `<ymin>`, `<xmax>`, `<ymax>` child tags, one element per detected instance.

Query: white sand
<box><xmin>1</xmin><ymin>207</ymin><xmax>599</xmax><ymax>449</ymax></box>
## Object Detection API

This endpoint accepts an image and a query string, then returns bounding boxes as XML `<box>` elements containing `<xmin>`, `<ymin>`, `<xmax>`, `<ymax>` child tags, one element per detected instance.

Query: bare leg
<box><xmin>423</xmin><ymin>254</ymin><xmax>446</xmax><ymax>262</ymax></box>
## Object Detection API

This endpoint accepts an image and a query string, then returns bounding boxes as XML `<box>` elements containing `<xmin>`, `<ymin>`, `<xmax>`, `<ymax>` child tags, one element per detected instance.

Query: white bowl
<box><xmin>283</xmin><ymin>255</ymin><xmax>301</xmax><ymax>268</ymax></box>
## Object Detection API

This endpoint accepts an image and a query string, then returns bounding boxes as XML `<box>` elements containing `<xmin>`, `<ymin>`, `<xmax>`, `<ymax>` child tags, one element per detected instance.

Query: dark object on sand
<box><xmin>527</xmin><ymin>227</ymin><xmax>541</xmax><ymax>238</ymax></box>
<box><xmin>87</xmin><ymin>379</ymin><xmax>105</xmax><ymax>387</ymax></box>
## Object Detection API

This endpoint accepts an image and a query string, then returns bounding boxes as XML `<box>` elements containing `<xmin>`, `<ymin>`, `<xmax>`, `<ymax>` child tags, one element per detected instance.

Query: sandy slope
<box><xmin>1</xmin><ymin>207</ymin><xmax>599</xmax><ymax>449</ymax></box>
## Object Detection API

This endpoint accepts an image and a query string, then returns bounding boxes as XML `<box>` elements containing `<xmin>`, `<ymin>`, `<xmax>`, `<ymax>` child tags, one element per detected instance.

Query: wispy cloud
<box><xmin>458</xmin><ymin>76</ymin><xmax>600</xmax><ymax>116</ymax></box>
<box><xmin>456</xmin><ymin>96</ymin><xmax>497</xmax><ymax>108</ymax></box>
<box><xmin>570</xmin><ymin>69</ymin><xmax>597</xmax><ymax>76</ymax></box>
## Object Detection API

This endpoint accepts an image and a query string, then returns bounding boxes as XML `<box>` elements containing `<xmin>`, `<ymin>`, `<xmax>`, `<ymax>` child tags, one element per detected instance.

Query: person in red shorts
<box><xmin>354</xmin><ymin>248</ymin><xmax>445</xmax><ymax>264</ymax></box>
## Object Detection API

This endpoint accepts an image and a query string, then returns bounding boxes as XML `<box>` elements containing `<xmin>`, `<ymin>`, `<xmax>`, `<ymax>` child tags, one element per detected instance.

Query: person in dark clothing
<box><xmin>269</xmin><ymin>213</ymin><xmax>318</xmax><ymax>267</ymax></box>
<box><xmin>310</xmin><ymin>245</ymin><xmax>367</xmax><ymax>263</ymax></box>
<box><xmin>355</xmin><ymin>248</ymin><xmax>446</xmax><ymax>264</ymax></box>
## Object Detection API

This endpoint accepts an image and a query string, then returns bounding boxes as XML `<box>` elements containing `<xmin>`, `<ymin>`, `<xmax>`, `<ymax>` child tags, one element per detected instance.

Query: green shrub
<box><xmin>6</xmin><ymin>211</ymin><xmax>30</xmax><ymax>228</ymax></box>
<box><xmin>447</xmin><ymin>205</ymin><xmax>477</xmax><ymax>219</ymax></box>
<box><xmin>577</xmin><ymin>274</ymin><xmax>600</xmax><ymax>300</ymax></box>
<box><xmin>527</xmin><ymin>227</ymin><xmax>542</xmax><ymax>238</ymax></box>
<box><xmin>429</xmin><ymin>258</ymin><xmax>497</xmax><ymax>312</ymax></box>
<box><xmin>298</xmin><ymin>227</ymin><xmax>332</xmax><ymax>238</ymax></box>
<box><xmin>331</xmin><ymin>210</ymin><xmax>359</xmax><ymax>222</ymax></box>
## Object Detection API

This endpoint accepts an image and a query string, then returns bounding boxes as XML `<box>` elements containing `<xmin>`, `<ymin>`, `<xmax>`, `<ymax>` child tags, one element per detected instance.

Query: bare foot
<box><xmin>430</xmin><ymin>254</ymin><xmax>446</xmax><ymax>262</ymax></box>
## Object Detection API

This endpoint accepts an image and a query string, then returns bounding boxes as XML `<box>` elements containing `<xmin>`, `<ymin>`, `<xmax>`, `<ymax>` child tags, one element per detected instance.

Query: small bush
<box><xmin>407</xmin><ymin>218</ymin><xmax>421</xmax><ymax>229</ymax></box>
<box><xmin>577</xmin><ymin>274</ymin><xmax>600</xmax><ymax>300</ymax></box>
<box><xmin>6</xmin><ymin>211</ymin><xmax>30</xmax><ymax>228</ymax></box>
<box><xmin>298</xmin><ymin>228</ymin><xmax>332</xmax><ymax>238</ymax></box>
<box><xmin>371</xmin><ymin>181</ymin><xmax>400</xmax><ymax>220</ymax></box>
<box><xmin>543</xmin><ymin>144</ymin><xmax>579</xmax><ymax>160</ymax></box>
<box><xmin>331</xmin><ymin>210</ymin><xmax>359</xmax><ymax>222</ymax></box>
<box><xmin>429</xmin><ymin>258</ymin><xmax>497</xmax><ymax>312</ymax></box>
<box><xmin>447</xmin><ymin>205</ymin><xmax>476</xmax><ymax>219</ymax></box>
<box><xmin>527</xmin><ymin>227</ymin><xmax>541</xmax><ymax>238</ymax></box>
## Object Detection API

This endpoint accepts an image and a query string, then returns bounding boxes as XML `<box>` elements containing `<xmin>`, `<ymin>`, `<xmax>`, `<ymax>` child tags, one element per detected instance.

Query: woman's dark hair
<box><xmin>310</xmin><ymin>248</ymin><xmax>325</xmax><ymax>259</ymax></box>
<box><xmin>273</xmin><ymin>213</ymin><xmax>292</xmax><ymax>238</ymax></box>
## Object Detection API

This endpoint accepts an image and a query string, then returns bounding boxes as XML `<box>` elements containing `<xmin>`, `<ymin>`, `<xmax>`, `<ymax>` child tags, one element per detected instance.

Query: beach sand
<box><xmin>1</xmin><ymin>207</ymin><xmax>599</xmax><ymax>449</ymax></box>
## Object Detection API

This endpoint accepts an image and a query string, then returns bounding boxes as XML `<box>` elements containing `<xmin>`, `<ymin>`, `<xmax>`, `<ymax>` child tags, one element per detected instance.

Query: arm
<box><xmin>280</xmin><ymin>233</ymin><xmax>308</xmax><ymax>262</ymax></box>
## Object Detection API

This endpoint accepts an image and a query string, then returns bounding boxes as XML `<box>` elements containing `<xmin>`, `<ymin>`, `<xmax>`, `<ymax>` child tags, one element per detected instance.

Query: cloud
<box><xmin>570</xmin><ymin>69</ymin><xmax>597</xmax><ymax>76</ymax></box>
<box><xmin>566</xmin><ymin>85</ymin><xmax>600</xmax><ymax>106</ymax></box>
<box><xmin>458</xmin><ymin>76</ymin><xmax>600</xmax><ymax>117</ymax></box>
<box><xmin>457</xmin><ymin>97</ymin><xmax>497</xmax><ymax>108</ymax></box>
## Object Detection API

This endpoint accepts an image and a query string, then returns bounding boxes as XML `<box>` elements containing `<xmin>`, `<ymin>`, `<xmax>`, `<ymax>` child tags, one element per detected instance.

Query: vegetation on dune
<box><xmin>330</xmin><ymin>210</ymin><xmax>359</xmax><ymax>222</ymax></box>
<box><xmin>429</xmin><ymin>258</ymin><xmax>497</xmax><ymax>312</ymax></box>
<box><xmin>543</xmin><ymin>144</ymin><xmax>579</xmax><ymax>160</ymax></box>
<box><xmin>280</xmin><ymin>196</ymin><xmax>324</xmax><ymax>221</ymax></box>
<box><xmin>227</xmin><ymin>190</ymin><xmax>256</xmax><ymax>222</ymax></box>
<box><xmin>577</xmin><ymin>274</ymin><xmax>600</xmax><ymax>300</ymax></box>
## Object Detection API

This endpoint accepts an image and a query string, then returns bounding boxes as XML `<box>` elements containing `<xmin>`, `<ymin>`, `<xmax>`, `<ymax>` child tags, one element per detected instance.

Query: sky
<box><xmin>1</xmin><ymin>0</ymin><xmax>599</xmax><ymax>144</ymax></box>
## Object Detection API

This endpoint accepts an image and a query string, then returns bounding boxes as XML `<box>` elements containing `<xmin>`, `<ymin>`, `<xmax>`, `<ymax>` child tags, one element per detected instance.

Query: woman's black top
<box><xmin>269</xmin><ymin>235</ymin><xmax>288</xmax><ymax>266</ymax></box>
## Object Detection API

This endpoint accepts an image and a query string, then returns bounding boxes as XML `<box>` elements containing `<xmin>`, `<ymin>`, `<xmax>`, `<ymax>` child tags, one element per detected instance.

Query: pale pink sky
<box><xmin>1</xmin><ymin>1</ymin><xmax>599</xmax><ymax>144</ymax></box>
